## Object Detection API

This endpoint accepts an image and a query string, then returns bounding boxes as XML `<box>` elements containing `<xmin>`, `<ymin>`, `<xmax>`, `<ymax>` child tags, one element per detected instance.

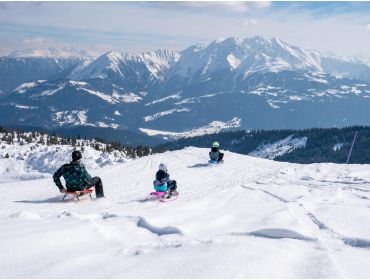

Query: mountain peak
<box><xmin>70</xmin><ymin>49</ymin><xmax>180</xmax><ymax>81</ymax></box>
<box><xmin>214</xmin><ymin>37</ymin><xmax>226</xmax><ymax>43</ymax></box>
<box><xmin>169</xmin><ymin>35</ymin><xmax>326</xmax><ymax>79</ymax></box>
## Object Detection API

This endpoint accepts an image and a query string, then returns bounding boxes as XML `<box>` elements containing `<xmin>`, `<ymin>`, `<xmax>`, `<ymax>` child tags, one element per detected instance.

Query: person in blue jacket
<box><xmin>153</xmin><ymin>163</ymin><xmax>177</xmax><ymax>198</ymax></box>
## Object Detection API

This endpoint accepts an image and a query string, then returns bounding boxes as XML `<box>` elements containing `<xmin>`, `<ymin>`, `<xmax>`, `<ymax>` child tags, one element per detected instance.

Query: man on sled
<box><xmin>53</xmin><ymin>150</ymin><xmax>105</xmax><ymax>199</ymax></box>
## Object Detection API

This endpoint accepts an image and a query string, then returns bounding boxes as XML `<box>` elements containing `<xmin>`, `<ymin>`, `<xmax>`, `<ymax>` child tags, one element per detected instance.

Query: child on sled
<box><xmin>153</xmin><ymin>163</ymin><xmax>177</xmax><ymax>199</ymax></box>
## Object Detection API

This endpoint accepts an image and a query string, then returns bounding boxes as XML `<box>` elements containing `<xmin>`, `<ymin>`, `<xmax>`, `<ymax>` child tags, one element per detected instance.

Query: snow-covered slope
<box><xmin>140</xmin><ymin>117</ymin><xmax>241</xmax><ymax>139</ymax></box>
<box><xmin>249</xmin><ymin>135</ymin><xmax>307</xmax><ymax>159</ymax></box>
<box><xmin>0</xmin><ymin>56</ymin><xmax>82</xmax><ymax>95</ymax></box>
<box><xmin>0</xmin><ymin>133</ymin><xmax>129</xmax><ymax>183</ymax></box>
<box><xmin>70</xmin><ymin>50</ymin><xmax>179</xmax><ymax>81</ymax></box>
<box><xmin>0</xmin><ymin>147</ymin><xmax>369</xmax><ymax>278</ymax></box>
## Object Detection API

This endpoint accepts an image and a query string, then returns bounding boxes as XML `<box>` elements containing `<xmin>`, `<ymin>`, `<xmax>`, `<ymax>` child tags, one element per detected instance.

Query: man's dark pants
<box><xmin>85</xmin><ymin>177</ymin><xmax>105</xmax><ymax>198</ymax></box>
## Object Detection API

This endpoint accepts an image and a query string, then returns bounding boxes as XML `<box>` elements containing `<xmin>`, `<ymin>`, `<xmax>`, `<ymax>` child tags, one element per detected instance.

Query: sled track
<box><xmin>240</xmin><ymin>182</ymin><xmax>370</xmax><ymax>260</ymax></box>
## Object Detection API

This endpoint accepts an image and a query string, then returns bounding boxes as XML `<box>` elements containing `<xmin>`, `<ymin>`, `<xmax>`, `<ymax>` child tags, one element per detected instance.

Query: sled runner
<box><xmin>208</xmin><ymin>159</ymin><xmax>224</xmax><ymax>165</ymax></box>
<box><xmin>61</xmin><ymin>187</ymin><xmax>95</xmax><ymax>201</ymax></box>
<box><xmin>149</xmin><ymin>190</ymin><xmax>179</xmax><ymax>202</ymax></box>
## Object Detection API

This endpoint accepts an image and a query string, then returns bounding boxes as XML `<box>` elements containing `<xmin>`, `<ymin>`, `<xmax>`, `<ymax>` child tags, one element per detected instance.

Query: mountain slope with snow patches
<box><xmin>0</xmin><ymin>147</ymin><xmax>369</xmax><ymax>278</ymax></box>
<box><xmin>1</xmin><ymin>36</ymin><xmax>370</xmax><ymax>135</ymax></box>
<box><xmin>70</xmin><ymin>50</ymin><xmax>179</xmax><ymax>82</ymax></box>
<box><xmin>249</xmin><ymin>135</ymin><xmax>308</xmax><ymax>159</ymax></box>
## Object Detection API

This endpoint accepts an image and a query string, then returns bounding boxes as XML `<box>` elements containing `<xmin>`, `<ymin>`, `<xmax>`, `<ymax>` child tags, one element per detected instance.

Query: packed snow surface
<box><xmin>0</xmin><ymin>147</ymin><xmax>370</xmax><ymax>278</ymax></box>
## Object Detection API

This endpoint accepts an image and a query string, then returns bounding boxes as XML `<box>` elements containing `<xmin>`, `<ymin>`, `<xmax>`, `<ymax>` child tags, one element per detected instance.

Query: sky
<box><xmin>0</xmin><ymin>1</ymin><xmax>370</xmax><ymax>57</ymax></box>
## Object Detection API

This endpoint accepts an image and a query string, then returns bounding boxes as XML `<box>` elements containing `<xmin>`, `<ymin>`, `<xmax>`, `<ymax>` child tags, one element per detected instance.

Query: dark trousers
<box><xmin>218</xmin><ymin>153</ymin><xmax>224</xmax><ymax>162</ymax></box>
<box><xmin>167</xmin><ymin>180</ymin><xmax>177</xmax><ymax>192</ymax></box>
<box><xmin>86</xmin><ymin>176</ymin><xmax>105</xmax><ymax>198</ymax></box>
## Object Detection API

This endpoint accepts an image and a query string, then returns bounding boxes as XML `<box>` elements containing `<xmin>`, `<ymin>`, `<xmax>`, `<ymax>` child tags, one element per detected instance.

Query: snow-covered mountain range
<box><xmin>1</xmin><ymin>36</ymin><xmax>370</xmax><ymax>139</ymax></box>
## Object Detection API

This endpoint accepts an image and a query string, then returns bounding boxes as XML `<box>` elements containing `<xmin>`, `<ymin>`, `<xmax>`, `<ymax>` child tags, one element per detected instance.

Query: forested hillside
<box><xmin>154</xmin><ymin>126</ymin><xmax>370</xmax><ymax>164</ymax></box>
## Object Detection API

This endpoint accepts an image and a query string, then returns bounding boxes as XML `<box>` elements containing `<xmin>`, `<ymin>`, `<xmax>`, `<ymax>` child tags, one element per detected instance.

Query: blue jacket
<box><xmin>153</xmin><ymin>170</ymin><xmax>170</xmax><ymax>192</ymax></box>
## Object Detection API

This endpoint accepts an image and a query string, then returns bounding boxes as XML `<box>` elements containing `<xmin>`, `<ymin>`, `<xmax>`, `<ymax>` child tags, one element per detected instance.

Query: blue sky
<box><xmin>0</xmin><ymin>1</ymin><xmax>370</xmax><ymax>57</ymax></box>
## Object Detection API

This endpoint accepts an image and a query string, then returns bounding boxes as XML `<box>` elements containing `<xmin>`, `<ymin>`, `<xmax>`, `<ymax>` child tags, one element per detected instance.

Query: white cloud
<box><xmin>0</xmin><ymin>2</ymin><xmax>369</xmax><ymax>57</ymax></box>
<box><xmin>243</xmin><ymin>19</ymin><xmax>258</xmax><ymax>27</ymax></box>
<box><xmin>0</xmin><ymin>47</ymin><xmax>12</xmax><ymax>56</ymax></box>
<box><xmin>149</xmin><ymin>1</ymin><xmax>271</xmax><ymax>14</ymax></box>
<box><xmin>366</xmin><ymin>24</ymin><xmax>370</xmax><ymax>30</ymax></box>
<box><xmin>23</xmin><ymin>37</ymin><xmax>55</xmax><ymax>45</ymax></box>
<box><xmin>253</xmin><ymin>1</ymin><xmax>272</xmax><ymax>9</ymax></box>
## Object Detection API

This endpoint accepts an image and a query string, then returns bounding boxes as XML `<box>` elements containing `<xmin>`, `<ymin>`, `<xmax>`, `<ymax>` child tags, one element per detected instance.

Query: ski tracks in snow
<box><xmin>240</xmin><ymin>173</ymin><xmax>370</xmax><ymax>278</ymax></box>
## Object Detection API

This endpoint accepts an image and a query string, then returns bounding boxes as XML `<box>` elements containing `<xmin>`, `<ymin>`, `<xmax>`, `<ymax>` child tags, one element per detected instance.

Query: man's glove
<box><xmin>60</xmin><ymin>187</ymin><xmax>67</xmax><ymax>193</ymax></box>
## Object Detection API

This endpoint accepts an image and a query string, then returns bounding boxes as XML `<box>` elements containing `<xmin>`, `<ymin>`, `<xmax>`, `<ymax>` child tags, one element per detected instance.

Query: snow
<box><xmin>67</xmin><ymin>58</ymin><xmax>95</xmax><ymax>78</ymax></box>
<box><xmin>289</xmin><ymin>95</ymin><xmax>303</xmax><ymax>101</ymax></box>
<box><xmin>175</xmin><ymin>93</ymin><xmax>218</xmax><ymax>105</ymax></box>
<box><xmin>215</xmin><ymin>37</ymin><xmax>225</xmax><ymax>43</ymax></box>
<box><xmin>267</xmin><ymin>99</ymin><xmax>281</xmax><ymax>109</ymax></box>
<box><xmin>303</xmin><ymin>73</ymin><xmax>328</xmax><ymax>84</ymax></box>
<box><xmin>145</xmin><ymin>93</ymin><xmax>181</xmax><ymax>106</ymax></box>
<box><xmin>31</xmin><ymin>84</ymin><xmax>66</xmax><ymax>98</ymax></box>
<box><xmin>112</xmin><ymin>92</ymin><xmax>142</xmax><ymax>103</ymax></box>
<box><xmin>69</xmin><ymin>82</ymin><xmax>141</xmax><ymax>104</ymax></box>
<box><xmin>114</xmin><ymin>110</ymin><xmax>122</xmax><ymax>116</ymax></box>
<box><xmin>13</xmin><ymin>104</ymin><xmax>38</xmax><ymax>109</ymax></box>
<box><xmin>248</xmin><ymin>86</ymin><xmax>289</xmax><ymax>98</ymax></box>
<box><xmin>173</xmin><ymin>36</ymin><xmax>327</xmax><ymax>80</ymax></box>
<box><xmin>351</xmin><ymin>87</ymin><xmax>361</xmax><ymax>94</ymax></box>
<box><xmin>95</xmin><ymin>122</ymin><xmax>120</xmax><ymax>129</ymax></box>
<box><xmin>78</xmin><ymin>88</ymin><xmax>118</xmax><ymax>104</ymax></box>
<box><xmin>51</xmin><ymin>111</ymin><xmax>118</xmax><ymax>129</ymax></box>
<box><xmin>52</xmin><ymin>110</ymin><xmax>88</xmax><ymax>126</ymax></box>
<box><xmin>71</xmin><ymin>50</ymin><xmax>179</xmax><ymax>81</ymax></box>
<box><xmin>333</xmin><ymin>143</ymin><xmax>344</xmax><ymax>151</ymax></box>
<box><xmin>14</xmin><ymin>82</ymin><xmax>38</xmax><ymax>93</ymax></box>
<box><xmin>106</xmin><ymin>52</ymin><xmax>125</xmax><ymax>76</ymax></box>
<box><xmin>0</xmin><ymin>138</ymin><xmax>128</xmax><ymax>184</ymax></box>
<box><xmin>140</xmin><ymin>117</ymin><xmax>241</xmax><ymax>138</ymax></box>
<box><xmin>249</xmin><ymin>135</ymin><xmax>307</xmax><ymax>159</ymax></box>
<box><xmin>138</xmin><ymin>91</ymin><xmax>148</xmax><ymax>96</ymax></box>
<box><xmin>143</xmin><ymin>108</ymin><xmax>191</xmax><ymax>122</ymax></box>
<box><xmin>227</xmin><ymin>53</ymin><xmax>241</xmax><ymax>69</ymax></box>
<box><xmin>0</xmin><ymin>147</ymin><xmax>369</xmax><ymax>278</ymax></box>
<box><xmin>68</xmin><ymin>80</ymin><xmax>88</xmax><ymax>87</ymax></box>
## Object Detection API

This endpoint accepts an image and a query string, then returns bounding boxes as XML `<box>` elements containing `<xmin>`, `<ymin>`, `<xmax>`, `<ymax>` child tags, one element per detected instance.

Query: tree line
<box><xmin>0</xmin><ymin>126</ymin><xmax>152</xmax><ymax>159</ymax></box>
<box><xmin>153</xmin><ymin>126</ymin><xmax>370</xmax><ymax>164</ymax></box>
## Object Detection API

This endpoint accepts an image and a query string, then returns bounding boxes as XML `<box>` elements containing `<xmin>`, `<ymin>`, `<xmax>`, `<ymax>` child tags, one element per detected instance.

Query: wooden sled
<box><xmin>61</xmin><ymin>187</ymin><xmax>95</xmax><ymax>201</ymax></box>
